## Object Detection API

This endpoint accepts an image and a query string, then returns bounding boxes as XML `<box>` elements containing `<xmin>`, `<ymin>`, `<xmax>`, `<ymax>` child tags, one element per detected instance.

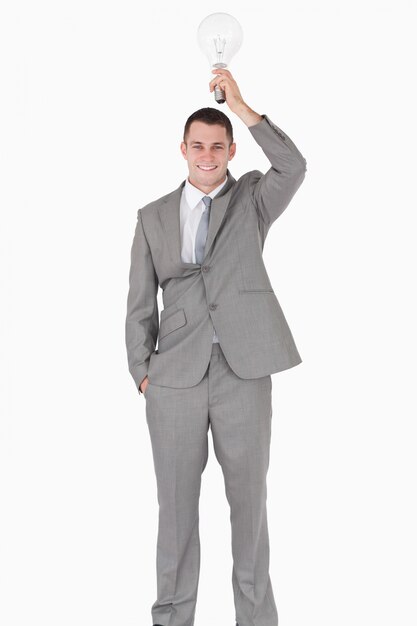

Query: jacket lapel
<box><xmin>158</xmin><ymin>169</ymin><xmax>236</xmax><ymax>267</ymax></box>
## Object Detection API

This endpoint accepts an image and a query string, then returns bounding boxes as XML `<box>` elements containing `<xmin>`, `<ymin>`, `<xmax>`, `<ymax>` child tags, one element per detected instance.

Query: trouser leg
<box><xmin>208</xmin><ymin>343</ymin><xmax>278</xmax><ymax>626</ymax></box>
<box><xmin>145</xmin><ymin>373</ymin><xmax>210</xmax><ymax>626</ymax></box>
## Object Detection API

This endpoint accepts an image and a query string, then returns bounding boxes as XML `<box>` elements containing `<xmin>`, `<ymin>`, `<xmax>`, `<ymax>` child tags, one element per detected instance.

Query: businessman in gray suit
<box><xmin>125</xmin><ymin>68</ymin><xmax>307</xmax><ymax>626</ymax></box>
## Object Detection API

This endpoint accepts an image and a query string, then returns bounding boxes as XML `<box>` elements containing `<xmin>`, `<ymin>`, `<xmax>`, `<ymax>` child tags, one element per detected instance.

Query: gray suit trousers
<box><xmin>144</xmin><ymin>342</ymin><xmax>279</xmax><ymax>626</ymax></box>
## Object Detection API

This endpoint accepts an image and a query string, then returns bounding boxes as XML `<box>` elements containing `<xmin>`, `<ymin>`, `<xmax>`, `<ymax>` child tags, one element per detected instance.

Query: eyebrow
<box><xmin>190</xmin><ymin>141</ymin><xmax>226</xmax><ymax>146</ymax></box>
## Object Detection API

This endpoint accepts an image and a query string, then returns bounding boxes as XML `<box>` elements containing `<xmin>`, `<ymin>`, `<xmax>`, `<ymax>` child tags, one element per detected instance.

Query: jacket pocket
<box><xmin>159</xmin><ymin>308</ymin><xmax>187</xmax><ymax>340</ymax></box>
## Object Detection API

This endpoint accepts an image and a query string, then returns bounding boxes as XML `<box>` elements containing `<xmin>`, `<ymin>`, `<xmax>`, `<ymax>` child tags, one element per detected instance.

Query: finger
<box><xmin>210</xmin><ymin>71</ymin><xmax>226</xmax><ymax>80</ymax></box>
<box><xmin>211</xmin><ymin>70</ymin><xmax>233</xmax><ymax>81</ymax></box>
<box><xmin>209</xmin><ymin>75</ymin><xmax>229</xmax><ymax>88</ymax></box>
<box><xmin>211</xmin><ymin>69</ymin><xmax>232</xmax><ymax>79</ymax></box>
<box><xmin>210</xmin><ymin>72</ymin><xmax>234</xmax><ymax>83</ymax></box>
<box><xmin>209</xmin><ymin>79</ymin><xmax>227</xmax><ymax>92</ymax></box>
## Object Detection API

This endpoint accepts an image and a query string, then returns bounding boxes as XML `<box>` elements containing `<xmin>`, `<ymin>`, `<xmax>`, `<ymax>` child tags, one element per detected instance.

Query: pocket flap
<box><xmin>159</xmin><ymin>308</ymin><xmax>187</xmax><ymax>340</ymax></box>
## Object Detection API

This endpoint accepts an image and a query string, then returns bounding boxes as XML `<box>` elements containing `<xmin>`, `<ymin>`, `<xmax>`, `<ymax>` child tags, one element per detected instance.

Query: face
<box><xmin>180</xmin><ymin>121</ymin><xmax>236</xmax><ymax>194</ymax></box>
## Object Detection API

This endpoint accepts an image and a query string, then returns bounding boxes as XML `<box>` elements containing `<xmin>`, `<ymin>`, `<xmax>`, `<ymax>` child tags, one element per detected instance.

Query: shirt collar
<box><xmin>184</xmin><ymin>173</ymin><xmax>228</xmax><ymax>210</ymax></box>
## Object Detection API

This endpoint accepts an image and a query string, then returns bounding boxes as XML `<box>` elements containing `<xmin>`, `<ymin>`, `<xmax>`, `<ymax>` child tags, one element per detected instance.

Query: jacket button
<box><xmin>202</xmin><ymin>265</ymin><xmax>210</xmax><ymax>272</ymax></box>
<box><xmin>209</xmin><ymin>303</ymin><xmax>217</xmax><ymax>310</ymax></box>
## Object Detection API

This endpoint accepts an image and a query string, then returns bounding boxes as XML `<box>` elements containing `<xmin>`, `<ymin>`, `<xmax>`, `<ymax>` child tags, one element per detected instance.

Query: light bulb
<box><xmin>197</xmin><ymin>12</ymin><xmax>243</xmax><ymax>104</ymax></box>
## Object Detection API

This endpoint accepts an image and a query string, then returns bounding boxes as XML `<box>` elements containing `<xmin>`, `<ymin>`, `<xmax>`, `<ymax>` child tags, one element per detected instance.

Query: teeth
<box><xmin>198</xmin><ymin>165</ymin><xmax>217</xmax><ymax>170</ymax></box>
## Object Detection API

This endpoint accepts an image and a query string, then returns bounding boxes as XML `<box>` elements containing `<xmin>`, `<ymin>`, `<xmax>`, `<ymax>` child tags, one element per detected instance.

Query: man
<box><xmin>125</xmin><ymin>68</ymin><xmax>307</xmax><ymax>626</ymax></box>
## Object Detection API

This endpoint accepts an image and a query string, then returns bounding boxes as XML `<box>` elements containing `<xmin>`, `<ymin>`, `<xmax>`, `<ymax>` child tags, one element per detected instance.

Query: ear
<box><xmin>180</xmin><ymin>141</ymin><xmax>187</xmax><ymax>159</ymax></box>
<box><xmin>228</xmin><ymin>142</ymin><xmax>237</xmax><ymax>160</ymax></box>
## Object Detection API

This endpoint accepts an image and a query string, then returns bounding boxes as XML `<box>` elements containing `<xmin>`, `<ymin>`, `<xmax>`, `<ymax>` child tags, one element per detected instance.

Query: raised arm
<box><xmin>209</xmin><ymin>69</ymin><xmax>307</xmax><ymax>228</ymax></box>
<box><xmin>246</xmin><ymin>113</ymin><xmax>307</xmax><ymax>227</ymax></box>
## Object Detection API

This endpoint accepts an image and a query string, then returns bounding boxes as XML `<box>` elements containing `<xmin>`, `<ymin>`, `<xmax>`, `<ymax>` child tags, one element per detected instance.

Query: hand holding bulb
<box><xmin>197</xmin><ymin>12</ymin><xmax>243</xmax><ymax>104</ymax></box>
<box><xmin>197</xmin><ymin>13</ymin><xmax>263</xmax><ymax>127</ymax></box>
<box><xmin>208</xmin><ymin>68</ymin><xmax>245</xmax><ymax>112</ymax></box>
<box><xmin>209</xmin><ymin>68</ymin><xmax>263</xmax><ymax>127</ymax></box>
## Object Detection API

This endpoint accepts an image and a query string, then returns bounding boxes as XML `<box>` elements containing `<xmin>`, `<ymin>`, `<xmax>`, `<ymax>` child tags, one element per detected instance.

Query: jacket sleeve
<box><xmin>247</xmin><ymin>114</ymin><xmax>307</xmax><ymax>228</ymax></box>
<box><xmin>125</xmin><ymin>208</ymin><xmax>159</xmax><ymax>394</ymax></box>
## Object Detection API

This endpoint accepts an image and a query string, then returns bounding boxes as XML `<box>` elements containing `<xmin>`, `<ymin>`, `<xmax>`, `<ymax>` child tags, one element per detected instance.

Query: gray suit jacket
<box><xmin>125</xmin><ymin>113</ymin><xmax>307</xmax><ymax>394</ymax></box>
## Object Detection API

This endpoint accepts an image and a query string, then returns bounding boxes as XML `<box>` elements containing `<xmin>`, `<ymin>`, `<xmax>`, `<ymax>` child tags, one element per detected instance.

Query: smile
<box><xmin>197</xmin><ymin>165</ymin><xmax>217</xmax><ymax>171</ymax></box>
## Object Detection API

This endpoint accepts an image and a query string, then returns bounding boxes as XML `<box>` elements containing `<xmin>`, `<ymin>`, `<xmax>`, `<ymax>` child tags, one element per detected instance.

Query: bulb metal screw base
<box><xmin>214</xmin><ymin>85</ymin><xmax>226</xmax><ymax>104</ymax></box>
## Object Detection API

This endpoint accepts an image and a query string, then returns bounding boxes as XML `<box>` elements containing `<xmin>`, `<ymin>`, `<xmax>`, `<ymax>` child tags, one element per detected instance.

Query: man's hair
<box><xmin>183</xmin><ymin>107</ymin><xmax>234</xmax><ymax>145</ymax></box>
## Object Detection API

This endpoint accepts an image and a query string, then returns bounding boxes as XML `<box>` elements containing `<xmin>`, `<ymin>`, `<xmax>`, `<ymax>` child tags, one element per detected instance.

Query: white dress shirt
<box><xmin>180</xmin><ymin>174</ymin><xmax>228</xmax><ymax>343</ymax></box>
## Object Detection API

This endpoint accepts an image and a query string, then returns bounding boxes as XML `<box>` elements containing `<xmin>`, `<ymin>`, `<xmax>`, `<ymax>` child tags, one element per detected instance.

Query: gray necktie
<box><xmin>195</xmin><ymin>195</ymin><xmax>212</xmax><ymax>264</ymax></box>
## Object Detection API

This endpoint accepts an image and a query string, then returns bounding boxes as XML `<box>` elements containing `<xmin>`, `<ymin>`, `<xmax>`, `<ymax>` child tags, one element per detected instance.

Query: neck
<box><xmin>187</xmin><ymin>173</ymin><xmax>227</xmax><ymax>195</ymax></box>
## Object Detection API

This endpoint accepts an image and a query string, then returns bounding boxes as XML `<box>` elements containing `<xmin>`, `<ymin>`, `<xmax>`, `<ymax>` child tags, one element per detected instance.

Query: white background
<box><xmin>1</xmin><ymin>1</ymin><xmax>416</xmax><ymax>625</ymax></box>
